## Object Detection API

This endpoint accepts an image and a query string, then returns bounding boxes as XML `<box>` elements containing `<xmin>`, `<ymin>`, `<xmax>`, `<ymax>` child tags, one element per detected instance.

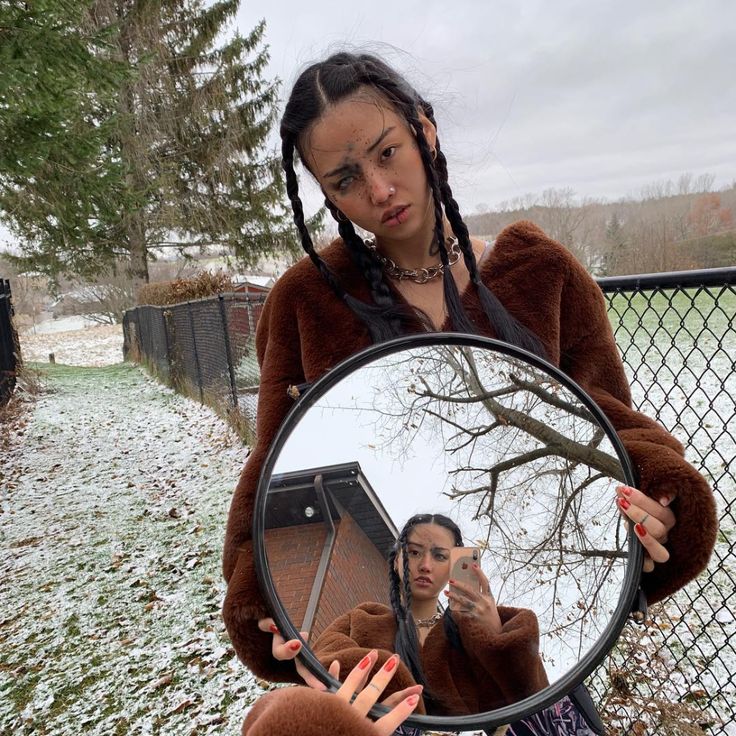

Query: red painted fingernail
<box><xmin>406</xmin><ymin>694</ymin><xmax>419</xmax><ymax>707</ymax></box>
<box><xmin>621</xmin><ymin>486</ymin><xmax>633</xmax><ymax>496</ymax></box>
<box><xmin>449</xmin><ymin>579</ymin><xmax>456</xmax><ymax>585</ymax></box>
<box><xmin>473</xmin><ymin>563</ymin><xmax>479</xmax><ymax>570</ymax></box>
<box><xmin>269</xmin><ymin>624</ymin><xmax>279</xmax><ymax>634</ymax></box>
<box><xmin>358</xmin><ymin>654</ymin><xmax>372</xmax><ymax>670</ymax></box>
<box><xmin>289</xmin><ymin>641</ymin><xmax>301</xmax><ymax>651</ymax></box>
<box><xmin>635</xmin><ymin>523</ymin><xmax>647</xmax><ymax>537</ymax></box>
<box><xmin>384</xmin><ymin>655</ymin><xmax>398</xmax><ymax>672</ymax></box>
<box><xmin>618</xmin><ymin>497</ymin><xmax>630</xmax><ymax>510</ymax></box>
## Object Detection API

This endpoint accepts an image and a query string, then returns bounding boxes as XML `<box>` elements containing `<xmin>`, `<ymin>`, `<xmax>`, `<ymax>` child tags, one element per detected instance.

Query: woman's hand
<box><xmin>444</xmin><ymin>564</ymin><xmax>503</xmax><ymax>633</ymax></box>
<box><xmin>616</xmin><ymin>484</ymin><xmax>676</xmax><ymax>573</ymax></box>
<box><xmin>258</xmin><ymin>618</ymin><xmax>422</xmax><ymax>708</ymax></box>
<box><xmin>257</xmin><ymin>618</ymin><xmax>335</xmax><ymax>690</ymax></box>
<box><xmin>335</xmin><ymin>651</ymin><xmax>421</xmax><ymax>736</ymax></box>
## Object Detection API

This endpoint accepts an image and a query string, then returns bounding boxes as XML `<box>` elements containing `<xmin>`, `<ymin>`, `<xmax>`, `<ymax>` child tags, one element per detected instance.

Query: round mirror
<box><xmin>253</xmin><ymin>334</ymin><xmax>641</xmax><ymax>731</ymax></box>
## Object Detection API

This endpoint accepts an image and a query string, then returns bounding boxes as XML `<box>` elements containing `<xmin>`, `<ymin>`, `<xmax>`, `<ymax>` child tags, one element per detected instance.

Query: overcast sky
<box><xmin>3</xmin><ymin>1</ymin><xmax>734</xmax><ymax>255</ymax></box>
<box><xmin>237</xmin><ymin>0</ymin><xmax>736</xmax><ymax>214</ymax></box>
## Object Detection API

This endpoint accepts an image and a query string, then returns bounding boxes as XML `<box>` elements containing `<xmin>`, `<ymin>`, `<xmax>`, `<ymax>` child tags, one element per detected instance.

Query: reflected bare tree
<box><xmin>353</xmin><ymin>345</ymin><xmax>630</xmax><ymax>664</ymax></box>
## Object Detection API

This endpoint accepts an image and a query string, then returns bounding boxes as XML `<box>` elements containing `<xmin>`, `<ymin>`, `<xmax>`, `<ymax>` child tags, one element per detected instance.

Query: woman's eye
<box><xmin>435</xmin><ymin>553</ymin><xmax>448</xmax><ymax>562</ymax></box>
<box><xmin>336</xmin><ymin>176</ymin><xmax>354</xmax><ymax>192</ymax></box>
<box><xmin>381</xmin><ymin>145</ymin><xmax>397</xmax><ymax>161</ymax></box>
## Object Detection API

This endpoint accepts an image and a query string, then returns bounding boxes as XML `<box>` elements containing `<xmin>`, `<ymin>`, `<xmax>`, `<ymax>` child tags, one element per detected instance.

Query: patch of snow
<box><xmin>19</xmin><ymin>322</ymin><xmax>124</xmax><ymax>367</ymax></box>
<box><xmin>0</xmin><ymin>363</ymin><xmax>268</xmax><ymax>734</ymax></box>
<box><xmin>23</xmin><ymin>315</ymin><xmax>107</xmax><ymax>334</ymax></box>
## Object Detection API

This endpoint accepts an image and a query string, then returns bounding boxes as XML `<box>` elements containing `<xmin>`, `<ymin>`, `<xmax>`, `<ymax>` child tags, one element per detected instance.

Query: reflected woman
<box><xmin>311</xmin><ymin>513</ymin><xmax>548</xmax><ymax>716</ymax></box>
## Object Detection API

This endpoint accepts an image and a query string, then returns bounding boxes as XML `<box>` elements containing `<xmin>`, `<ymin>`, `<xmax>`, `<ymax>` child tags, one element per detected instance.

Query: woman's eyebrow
<box><xmin>366</xmin><ymin>125</ymin><xmax>395</xmax><ymax>154</ymax></box>
<box><xmin>324</xmin><ymin>161</ymin><xmax>360</xmax><ymax>179</ymax></box>
<box><xmin>406</xmin><ymin>543</ymin><xmax>450</xmax><ymax>553</ymax></box>
<box><xmin>324</xmin><ymin>126</ymin><xmax>396</xmax><ymax>178</ymax></box>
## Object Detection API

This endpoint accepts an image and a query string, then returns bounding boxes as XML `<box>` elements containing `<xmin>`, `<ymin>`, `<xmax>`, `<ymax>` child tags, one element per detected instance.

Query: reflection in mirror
<box><xmin>263</xmin><ymin>344</ymin><xmax>632</xmax><ymax>715</ymax></box>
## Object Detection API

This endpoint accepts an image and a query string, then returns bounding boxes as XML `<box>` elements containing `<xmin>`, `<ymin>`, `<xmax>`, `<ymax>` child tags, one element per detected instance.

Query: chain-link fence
<box><xmin>589</xmin><ymin>266</ymin><xmax>736</xmax><ymax>735</ymax></box>
<box><xmin>0</xmin><ymin>279</ymin><xmax>19</xmax><ymax>406</ymax></box>
<box><xmin>123</xmin><ymin>292</ymin><xmax>266</xmax><ymax>441</ymax></box>
<box><xmin>124</xmin><ymin>267</ymin><xmax>735</xmax><ymax>733</ymax></box>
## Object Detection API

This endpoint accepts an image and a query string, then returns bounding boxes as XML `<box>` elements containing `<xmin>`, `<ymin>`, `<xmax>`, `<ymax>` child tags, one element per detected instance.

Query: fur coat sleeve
<box><xmin>221</xmin><ymin>270</ymin><xmax>311</xmax><ymax>684</ymax></box>
<box><xmin>454</xmin><ymin>605</ymin><xmax>549</xmax><ymax>708</ymax></box>
<box><xmin>241</xmin><ymin>687</ymin><xmax>385</xmax><ymax>736</ymax></box>
<box><xmin>541</xmin><ymin>224</ymin><xmax>718</xmax><ymax>604</ymax></box>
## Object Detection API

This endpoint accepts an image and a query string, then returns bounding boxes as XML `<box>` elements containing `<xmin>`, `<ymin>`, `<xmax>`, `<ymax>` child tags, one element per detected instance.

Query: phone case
<box><xmin>448</xmin><ymin>547</ymin><xmax>481</xmax><ymax>612</ymax></box>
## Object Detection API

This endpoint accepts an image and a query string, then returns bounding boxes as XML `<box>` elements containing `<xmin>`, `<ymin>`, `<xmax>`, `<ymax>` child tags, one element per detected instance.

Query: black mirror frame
<box><xmin>253</xmin><ymin>333</ymin><xmax>642</xmax><ymax>731</ymax></box>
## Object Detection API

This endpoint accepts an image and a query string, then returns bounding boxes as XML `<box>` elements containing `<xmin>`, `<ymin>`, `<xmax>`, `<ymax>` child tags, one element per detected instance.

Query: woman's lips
<box><xmin>414</xmin><ymin>576</ymin><xmax>433</xmax><ymax>587</ymax></box>
<box><xmin>381</xmin><ymin>205</ymin><xmax>410</xmax><ymax>226</ymax></box>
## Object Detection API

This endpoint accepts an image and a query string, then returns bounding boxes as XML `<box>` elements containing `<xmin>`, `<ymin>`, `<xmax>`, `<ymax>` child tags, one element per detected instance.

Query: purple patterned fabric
<box><xmin>392</xmin><ymin>695</ymin><xmax>596</xmax><ymax>735</ymax></box>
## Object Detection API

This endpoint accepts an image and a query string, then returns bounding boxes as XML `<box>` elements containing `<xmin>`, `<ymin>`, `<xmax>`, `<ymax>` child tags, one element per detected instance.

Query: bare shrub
<box><xmin>137</xmin><ymin>271</ymin><xmax>233</xmax><ymax>306</ymax></box>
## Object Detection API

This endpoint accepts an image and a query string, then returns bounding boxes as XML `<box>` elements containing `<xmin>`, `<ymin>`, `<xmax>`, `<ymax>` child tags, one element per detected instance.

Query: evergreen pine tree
<box><xmin>0</xmin><ymin>0</ymin><xmax>130</xmax><ymax>280</ymax></box>
<box><xmin>1</xmin><ymin>0</ymin><xmax>304</xmax><ymax>284</ymax></box>
<box><xmin>95</xmin><ymin>0</ymin><xmax>300</xmax><ymax>282</ymax></box>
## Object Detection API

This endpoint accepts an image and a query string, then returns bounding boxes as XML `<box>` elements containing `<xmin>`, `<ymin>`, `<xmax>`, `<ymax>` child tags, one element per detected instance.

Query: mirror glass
<box><xmin>257</xmin><ymin>338</ymin><xmax>637</xmax><ymax>723</ymax></box>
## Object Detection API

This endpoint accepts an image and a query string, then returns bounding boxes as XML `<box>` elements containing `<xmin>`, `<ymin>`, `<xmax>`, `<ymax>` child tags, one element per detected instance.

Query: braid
<box><xmin>323</xmin><ymin>199</ymin><xmax>405</xmax><ymax>338</ymax></box>
<box><xmin>281</xmin><ymin>140</ymin><xmax>350</xmax><ymax>304</ymax></box>
<box><xmin>421</xmin><ymin>103</ymin><xmax>548</xmax><ymax>358</ymax></box>
<box><xmin>357</xmin><ymin>65</ymin><xmax>478</xmax><ymax>335</ymax></box>
<box><xmin>389</xmin><ymin>527</ymin><xmax>431</xmax><ymax>694</ymax></box>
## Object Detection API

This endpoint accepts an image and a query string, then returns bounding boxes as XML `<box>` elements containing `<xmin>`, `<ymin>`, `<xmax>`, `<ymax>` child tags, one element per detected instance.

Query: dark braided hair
<box><xmin>387</xmin><ymin>513</ymin><xmax>464</xmax><ymax>700</ymax></box>
<box><xmin>280</xmin><ymin>51</ymin><xmax>546</xmax><ymax>355</ymax></box>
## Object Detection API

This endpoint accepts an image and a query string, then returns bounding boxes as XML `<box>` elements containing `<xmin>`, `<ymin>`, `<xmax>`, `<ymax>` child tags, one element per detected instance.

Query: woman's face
<box><xmin>303</xmin><ymin>90</ymin><xmax>437</xmax><ymax>242</ymax></box>
<box><xmin>397</xmin><ymin>523</ymin><xmax>456</xmax><ymax>604</ymax></box>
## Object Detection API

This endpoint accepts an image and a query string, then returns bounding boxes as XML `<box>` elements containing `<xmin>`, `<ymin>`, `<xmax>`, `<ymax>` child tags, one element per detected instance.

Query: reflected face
<box><xmin>397</xmin><ymin>523</ymin><xmax>456</xmax><ymax>603</ymax></box>
<box><xmin>304</xmin><ymin>90</ymin><xmax>437</xmax><ymax>241</ymax></box>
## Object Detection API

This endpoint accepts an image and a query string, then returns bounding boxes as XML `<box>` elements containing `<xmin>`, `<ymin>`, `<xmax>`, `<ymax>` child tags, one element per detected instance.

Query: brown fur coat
<box><xmin>310</xmin><ymin>602</ymin><xmax>549</xmax><ymax>716</ymax></box>
<box><xmin>223</xmin><ymin>220</ymin><xmax>718</xmax><ymax>685</ymax></box>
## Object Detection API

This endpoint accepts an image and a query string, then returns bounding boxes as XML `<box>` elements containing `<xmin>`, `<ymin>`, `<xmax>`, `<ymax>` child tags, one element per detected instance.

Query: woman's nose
<box><xmin>418</xmin><ymin>555</ymin><xmax>432</xmax><ymax>571</ymax></box>
<box><xmin>365</xmin><ymin>169</ymin><xmax>394</xmax><ymax>205</ymax></box>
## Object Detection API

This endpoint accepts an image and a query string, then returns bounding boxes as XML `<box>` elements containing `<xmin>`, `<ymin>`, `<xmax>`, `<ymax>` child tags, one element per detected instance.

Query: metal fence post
<box><xmin>187</xmin><ymin>301</ymin><xmax>204</xmax><ymax>404</ymax></box>
<box><xmin>218</xmin><ymin>294</ymin><xmax>238</xmax><ymax>409</ymax></box>
<box><xmin>161</xmin><ymin>307</ymin><xmax>173</xmax><ymax>385</ymax></box>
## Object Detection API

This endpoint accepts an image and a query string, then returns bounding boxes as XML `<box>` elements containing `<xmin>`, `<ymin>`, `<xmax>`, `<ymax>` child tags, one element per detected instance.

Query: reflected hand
<box><xmin>258</xmin><ymin>617</ymin><xmax>332</xmax><ymax>690</ymax></box>
<box><xmin>335</xmin><ymin>651</ymin><xmax>421</xmax><ymax>736</ymax></box>
<box><xmin>616</xmin><ymin>485</ymin><xmax>675</xmax><ymax>573</ymax></box>
<box><xmin>445</xmin><ymin>564</ymin><xmax>502</xmax><ymax>633</ymax></box>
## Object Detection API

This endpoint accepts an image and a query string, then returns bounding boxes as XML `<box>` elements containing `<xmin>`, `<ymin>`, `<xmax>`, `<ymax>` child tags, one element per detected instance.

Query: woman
<box><xmin>223</xmin><ymin>51</ymin><xmax>717</xmax><ymax>731</ymax></box>
<box><xmin>309</xmin><ymin>513</ymin><xmax>549</xmax><ymax>715</ymax></box>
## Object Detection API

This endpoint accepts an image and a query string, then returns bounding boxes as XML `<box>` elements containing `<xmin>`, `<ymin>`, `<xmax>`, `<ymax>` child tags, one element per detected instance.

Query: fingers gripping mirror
<box><xmin>253</xmin><ymin>334</ymin><xmax>641</xmax><ymax>732</ymax></box>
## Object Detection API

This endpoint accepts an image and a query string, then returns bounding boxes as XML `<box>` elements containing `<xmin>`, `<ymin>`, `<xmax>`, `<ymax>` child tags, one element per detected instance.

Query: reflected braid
<box><xmin>391</xmin><ymin>529</ymin><xmax>430</xmax><ymax>692</ymax></box>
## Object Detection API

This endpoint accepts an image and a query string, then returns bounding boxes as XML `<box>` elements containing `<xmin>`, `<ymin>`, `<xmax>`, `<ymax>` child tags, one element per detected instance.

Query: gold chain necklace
<box><xmin>365</xmin><ymin>236</ymin><xmax>461</xmax><ymax>284</ymax></box>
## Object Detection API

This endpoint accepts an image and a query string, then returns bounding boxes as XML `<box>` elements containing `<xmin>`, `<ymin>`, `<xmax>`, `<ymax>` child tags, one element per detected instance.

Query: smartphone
<box><xmin>448</xmin><ymin>547</ymin><xmax>481</xmax><ymax>612</ymax></box>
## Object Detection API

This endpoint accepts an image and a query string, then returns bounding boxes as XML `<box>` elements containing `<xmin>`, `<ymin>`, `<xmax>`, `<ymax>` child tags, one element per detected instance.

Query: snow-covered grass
<box><xmin>19</xmin><ymin>319</ymin><xmax>124</xmax><ymax>367</ymax></box>
<box><xmin>0</xmin><ymin>362</ymin><xmax>267</xmax><ymax>735</ymax></box>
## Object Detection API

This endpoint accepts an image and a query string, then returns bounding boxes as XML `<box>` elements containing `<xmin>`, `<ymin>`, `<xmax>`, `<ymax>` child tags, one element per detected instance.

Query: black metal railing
<box><xmin>123</xmin><ymin>293</ymin><xmax>266</xmax><ymax>441</ymax></box>
<box><xmin>591</xmin><ymin>266</ymin><xmax>736</xmax><ymax>734</ymax></box>
<box><xmin>0</xmin><ymin>279</ymin><xmax>19</xmax><ymax>406</ymax></box>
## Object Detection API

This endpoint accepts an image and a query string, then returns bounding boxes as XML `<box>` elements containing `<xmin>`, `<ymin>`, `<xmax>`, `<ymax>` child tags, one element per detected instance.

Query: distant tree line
<box><xmin>466</xmin><ymin>174</ymin><xmax>735</xmax><ymax>275</ymax></box>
